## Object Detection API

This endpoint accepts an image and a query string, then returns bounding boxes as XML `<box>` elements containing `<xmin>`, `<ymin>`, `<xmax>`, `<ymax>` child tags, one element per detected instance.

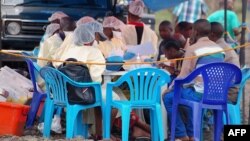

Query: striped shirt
<box><xmin>173</xmin><ymin>0</ymin><xmax>208</xmax><ymax>23</ymax></box>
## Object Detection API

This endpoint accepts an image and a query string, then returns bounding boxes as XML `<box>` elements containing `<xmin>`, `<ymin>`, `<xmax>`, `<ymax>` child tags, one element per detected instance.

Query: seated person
<box><xmin>158</xmin><ymin>39</ymin><xmax>185</xmax><ymax>80</ymax></box>
<box><xmin>52</xmin><ymin>16</ymin><xmax>96</xmax><ymax>67</ymax></box>
<box><xmin>209</xmin><ymin>22</ymin><xmax>240</xmax><ymax>104</ymax></box>
<box><xmin>39</xmin><ymin>11</ymin><xmax>69</xmax><ymax>48</ymax></box>
<box><xmin>37</xmin><ymin>23</ymin><xmax>61</xmax><ymax>67</ymax></box>
<box><xmin>162</xmin><ymin>19</ymin><xmax>224</xmax><ymax>141</ymax></box>
<box><xmin>157</xmin><ymin>20</ymin><xmax>174</xmax><ymax>61</ymax></box>
<box><xmin>175</xmin><ymin>21</ymin><xmax>193</xmax><ymax>49</ymax></box>
<box><xmin>98</xmin><ymin>16</ymin><xmax>126</xmax><ymax>58</ymax></box>
<box><xmin>38</xmin><ymin>17</ymin><xmax>76</xmax><ymax>67</ymax></box>
<box><xmin>59</xmin><ymin>23</ymin><xmax>105</xmax><ymax>138</ymax></box>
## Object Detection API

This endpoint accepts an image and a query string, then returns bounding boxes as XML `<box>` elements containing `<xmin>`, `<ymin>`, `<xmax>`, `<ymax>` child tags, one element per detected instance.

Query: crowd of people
<box><xmin>35</xmin><ymin>0</ymin><xmax>241</xmax><ymax>140</ymax></box>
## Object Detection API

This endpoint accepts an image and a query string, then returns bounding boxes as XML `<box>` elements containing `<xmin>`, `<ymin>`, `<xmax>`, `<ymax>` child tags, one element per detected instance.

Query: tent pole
<box><xmin>241</xmin><ymin>0</ymin><xmax>247</xmax><ymax>124</ymax></box>
<box><xmin>224</xmin><ymin>0</ymin><xmax>227</xmax><ymax>42</ymax></box>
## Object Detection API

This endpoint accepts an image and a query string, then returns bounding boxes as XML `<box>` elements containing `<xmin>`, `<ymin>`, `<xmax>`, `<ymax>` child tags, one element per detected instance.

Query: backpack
<box><xmin>58</xmin><ymin>58</ymin><xmax>95</xmax><ymax>105</ymax></box>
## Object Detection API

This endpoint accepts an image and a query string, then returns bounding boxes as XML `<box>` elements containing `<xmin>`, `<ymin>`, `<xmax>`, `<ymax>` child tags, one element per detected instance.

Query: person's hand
<box><xmin>159</xmin><ymin>64</ymin><xmax>175</xmax><ymax>74</ymax></box>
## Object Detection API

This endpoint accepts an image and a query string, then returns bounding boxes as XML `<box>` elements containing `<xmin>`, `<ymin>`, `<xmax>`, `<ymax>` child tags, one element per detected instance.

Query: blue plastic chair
<box><xmin>22</xmin><ymin>52</ymin><xmax>47</xmax><ymax>128</ymax></box>
<box><xmin>170</xmin><ymin>62</ymin><xmax>242</xmax><ymax>141</ymax></box>
<box><xmin>226</xmin><ymin>67</ymin><xmax>250</xmax><ymax>124</ymax></box>
<box><xmin>33</xmin><ymin>47</ymin><xmax>40</xmax><ymax>57</ymax></box>
<box><xmin>40</xmin><ymin>67</ymin><xmax>104</xmax><ymax>139</ymax></box>
<box><xmin>104</xmin><ymin>67</ymin><xmax>171</xmax><ymax>141</ymax></box>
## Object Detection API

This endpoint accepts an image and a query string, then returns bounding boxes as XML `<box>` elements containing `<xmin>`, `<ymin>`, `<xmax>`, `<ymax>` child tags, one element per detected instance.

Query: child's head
<box><xmin>159</xmin><ymin>20</ymin><xmax>173</xmax><ymax>39</ymax></box>
<box><xmin>161</xmin><ymin>39</ymin><xmax>182</xmax><ymax>59</ymax></box>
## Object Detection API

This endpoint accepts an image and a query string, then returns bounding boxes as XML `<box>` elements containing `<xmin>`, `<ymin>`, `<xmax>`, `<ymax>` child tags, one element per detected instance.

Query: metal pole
<box><xmin>224</xmin><ymin>0</ymin><xmax>227</xmax><ymax>42</ymax></box>
<box><xmin>240</xmin><ymin>0</ymin><xmax>247</xmax><ymax>124</ymax></box>
<box><xmin>0</xmin><ymin>2</ymin><xmax>2</xmax><ymax>67</ymax></box>
<box><xmin>241</xmin><ymin>0</ymin><xmax>247</xmax><ymax>124</ymax></box>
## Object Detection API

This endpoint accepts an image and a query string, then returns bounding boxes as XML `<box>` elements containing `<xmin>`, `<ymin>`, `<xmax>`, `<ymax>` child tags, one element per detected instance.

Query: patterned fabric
<box><xmin>173</xmin><ymin>0</ymin><xmax>208</xmax><ymax>23</ymax></box>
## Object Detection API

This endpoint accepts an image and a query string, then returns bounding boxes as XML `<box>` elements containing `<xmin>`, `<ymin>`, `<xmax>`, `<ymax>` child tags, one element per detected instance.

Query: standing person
<box><xmin>163</xmin><ymin>19</ymin><xmax>224</xmax><ymax>141</ymax></box>
<box><xmin>157</xmin><ymin>20</ymin><xmax>174</xmax><ymax>61</ymax></box>
<box><xmin>207</xmin><ymin>0</ymin><xmax>240</xmax><ymax>44</ymax></box>
<box><xmin>121</xmin><ymin>0</ymin><xmax>158</xmax><ymax>57</ymax></box>
<box><xmin>173</xmin><ymin>0</ymin><xmax>208</xmax><ymax>24</ymax></box>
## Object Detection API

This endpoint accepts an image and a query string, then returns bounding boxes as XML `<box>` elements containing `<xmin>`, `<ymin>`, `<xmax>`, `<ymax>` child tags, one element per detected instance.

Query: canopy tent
<box><xmin>143</xmin><ymin>0</ymin><xmax>188</xmax><ymax>12</ymax></box>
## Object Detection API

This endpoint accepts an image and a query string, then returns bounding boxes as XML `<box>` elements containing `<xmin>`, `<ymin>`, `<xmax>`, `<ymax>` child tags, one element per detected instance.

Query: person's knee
<box><xmin>162</xmin><ymin>92</ymin><xmax>173</xmax><ymax>105</ymax></box>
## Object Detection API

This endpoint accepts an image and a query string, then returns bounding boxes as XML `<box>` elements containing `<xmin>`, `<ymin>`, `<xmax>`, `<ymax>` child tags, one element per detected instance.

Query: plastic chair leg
<box><xmin>213</xmin><ymin>110</ymin><xmax>223</xmax><ymax>141</ymax></box>
<box><xmin>104</xmin><ymin>105</ymin><xmax>111</xmax><ymax>139</ymax></box>
<box><xmin>156</xmin><ymin>104</ymin><xmax>165</xmax><ymax>141</ymax></box>
<box><xmin>43</xmin><ymin>100</ymin><xmax>55</xmax><ymax>138</ymax></box>
<box><xmin>170</xmin><ymin>104</ymin><xmax>178</xmax><ymax>141</ymax></box>
<box><xmin>150</xmin><ymin>109</ymin><xmax>158</xmax><ymax>141</ymax></box>
<box><xmin>121</xmin><ymin>107</ymin><xmax>131</xmax><ymax>141</ymax></box>
<box><xmin>101</xmin><ymin>105</ymin><xmax>106</xmax><ymax>138</ymax></box>
<box><xmin>26</xmin><ymin>93</ymin><xmax>45</xmax><ymax>127</ymax></box>
<box><xmin>66</xmin><ymin>107</ymin><xmax>79</xmax><ymax>139</ymax></box>
<box><xmin>74</xmin><ymin>111</ymin><xmax>88</xmax><ymax>138</ymax></box>
<box><xmin>192</xmin><ymin>106</ymin><xmax>202</xmax><ymax>141</ymax></box>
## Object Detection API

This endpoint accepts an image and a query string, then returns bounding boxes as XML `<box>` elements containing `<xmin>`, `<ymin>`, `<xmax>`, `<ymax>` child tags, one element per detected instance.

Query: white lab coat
<box><xmin>59</xmin><ymin>44</ymin><xmax>105</xmax><ymax>83</ymax></box>
<box><xmin>121</xmin><ymin>24</ymin><xmax>158</xmax><ymax>56</ymax></box>
<box><xmin>37</xmin><ymin>34</ymin><xmax>63</xmax><ymax>67</ymax></box>
<box><xmin>53</xmin><ymin>33</ymin><xmax>100</xmax><ymax>67</ymax></box>
<box><xmin>98</xmin><ymin>37</ymin><xmax>126</xmax><ymax>58</ymax></box>
<box><xmin>52</xmin><ymin>32</ymin><xmax>74</xmax><ymax>67</ymax></box>
<box><xmin>59</xmin><ymin>44</ymin><xmax>106</xmax><ymax>133</ymax></box>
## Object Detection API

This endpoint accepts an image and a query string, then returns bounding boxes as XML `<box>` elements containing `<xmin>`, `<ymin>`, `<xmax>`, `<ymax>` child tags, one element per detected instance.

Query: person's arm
<box><xmin>233</xmin><ymin>28</ymin><xmax>240</xmax><ymax>37</ymax></box>
<box><xmin>88</xmin><ymin>48</ymin><xmax>106</xmax><ymax>82</ymax></box>
<box><xmin>231</xmin><ymin>12</ymin><xmax>241</xmax><ymax>37</ymax></box>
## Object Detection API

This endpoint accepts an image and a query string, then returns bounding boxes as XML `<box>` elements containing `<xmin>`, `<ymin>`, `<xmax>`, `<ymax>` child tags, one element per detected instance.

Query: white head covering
<box><xmin>128</xmin><ymin>0</ymin><xmax>145</xmax><ymax>17</ymax></box>
<box><xmin>73</xmin><ymin>24</ymin><xmax>95</xmax><ymax>45</ymax></box>
<box><xmin>88</xmin><ymin>21</ymin><xmax>107</xmax><ymax>40</ymax></box>
<box><xmin>45</xmin><ymin>23</ymin><xmax>60</xmax><ymax>37</ymax></box>
<box><xmin>48</xmin><ymin>11</ymin><xmax>68</xmax><ymax>22</ymax></box>
<box><xmin>76</xmin><ymin>16</ymin><xmax>96</xmax><ymax>27</ymax></box>
<box><xmin>103</xmin><ymin>16</ymin><xmax>125</xmax><ymax>30</ymax></box>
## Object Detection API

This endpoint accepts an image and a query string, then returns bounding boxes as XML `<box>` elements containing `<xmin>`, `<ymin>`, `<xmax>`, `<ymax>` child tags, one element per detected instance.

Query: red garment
<box><xmin>128</xmin><ymin>21</ymin><xmax>144</xmax><ymax>27</ymax></box>
<box><xmin>113</xmin><ymin>111</ymin><xmax>139</xmax><ymax>129</ymax></box>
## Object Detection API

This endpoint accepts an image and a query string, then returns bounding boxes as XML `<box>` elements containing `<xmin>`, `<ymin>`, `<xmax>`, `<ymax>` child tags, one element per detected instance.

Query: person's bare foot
<box><xmin>189</xmin><ymin>136</ymin><xmax>194</xmax><ymax>141</ymax></box>
<box><xmin>110</xmin><ymin>135</ymin><xmax>121</xmax><ymax>141</ymax></box>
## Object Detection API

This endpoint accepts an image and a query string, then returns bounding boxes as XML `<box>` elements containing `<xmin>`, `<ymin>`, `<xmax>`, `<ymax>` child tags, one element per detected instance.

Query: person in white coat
<box><xmin>121</xmin><ymin>0</ymin><xmax>158</xmax><ymax>57</ymax></box>
<box><xmin>98</xmin><ymin>16</ymin><xmax>126</xmax><ymax>58</ymax></box>
<box><xmin>37</xmin><ymin>23</ymin><xmax>62</xmax><ymax>67</ymax></box>
<box><xmin>37</xmin><ymin>17</ymin><xmax>76</xmax><ymax>67</ymax></box>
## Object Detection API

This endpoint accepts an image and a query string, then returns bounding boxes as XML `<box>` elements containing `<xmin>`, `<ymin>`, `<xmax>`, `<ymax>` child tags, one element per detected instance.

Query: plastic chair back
<box><xmin>171</xmin><ymin>62</ymin><xmax>242</xmax><ymax>141</ymax></box>
<box><xmin>237</xmin><ymin>67</ymin><xmax>250</xmax><ymax>105</ymax></box>
<box><xmin>22</xmin><ymin>52</ymin><xmax>46</xmax><ymax>127</ymax></box>
<box><xmin>40</xmin><ymin>67</ymin><xmax>71</xmax><ymax>106</ymax></box>
<box><xmin>40</xmin><ymin>67</ymin><xmax>103</xmax><ymax>139</ymax></box>
<box><xmin>115</xmin><ymin>68</ymin><xmax>170</xmax><ymax>103</ymax></box>
<box><xmin>198</xmin><ymin>63</ymin><xmax>242</xmax><ymax>105</ymax></box>
<box><xmin>22</xmin><ymin>52</ymin><xmax>41</xmax><ymax>93</ymax></box>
